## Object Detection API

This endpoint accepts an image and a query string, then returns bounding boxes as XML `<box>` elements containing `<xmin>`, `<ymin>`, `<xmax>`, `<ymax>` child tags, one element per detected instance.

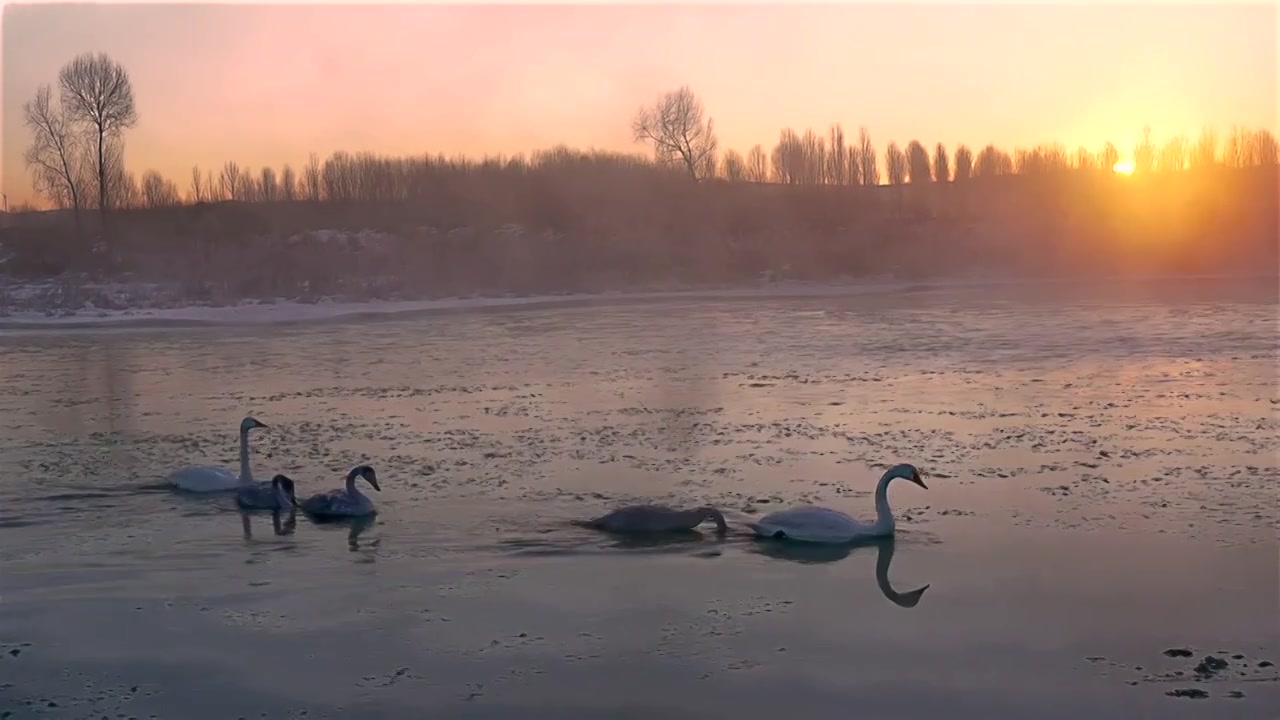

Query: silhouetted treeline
<box><xmin>11</xmin><ymin>59</ymin><xmax>1279</xmax><ymax>297</ymax></box>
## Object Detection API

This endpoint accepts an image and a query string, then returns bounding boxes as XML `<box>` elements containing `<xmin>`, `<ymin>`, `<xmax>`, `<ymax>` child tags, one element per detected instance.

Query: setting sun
<box><xmin>1112</xmin><ymin>160</ymin><xmax>1136</xmax><ymax>175</ymax></box>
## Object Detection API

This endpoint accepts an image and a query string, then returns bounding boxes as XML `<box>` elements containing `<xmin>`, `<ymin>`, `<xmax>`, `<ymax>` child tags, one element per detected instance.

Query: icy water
<box><xmin>1</xmin><ymin>278</ymin><xmax>1276</xmax><ymax>719</ymax></box>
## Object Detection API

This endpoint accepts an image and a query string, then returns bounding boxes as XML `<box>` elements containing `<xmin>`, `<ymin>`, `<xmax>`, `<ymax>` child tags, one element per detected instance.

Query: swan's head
<box><xmin>240</xmin><ymin>416</ymin><xmax>269</xmax><ymax>433</ymax></box>
<box><xmin>885</xmin><ymin>463</ymin><xmax>927</xmax><ymax>489</ymax></box>
<box><xmin>696</xmin><ymin>505</ymin><xmax>728</xmax><ymax>533</ymax></box>
<box><xmin>271</xmin><ymin>474</ymin><xmax>298</xmax><ymax>506</ymax></box>
<box><xmin>352</xmin><ymin>464</ymin><xmax>380</xmax><ymax>492</ymax></box>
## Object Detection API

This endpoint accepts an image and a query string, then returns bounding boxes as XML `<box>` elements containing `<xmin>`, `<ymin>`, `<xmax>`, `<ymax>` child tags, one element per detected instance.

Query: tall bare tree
<box><xmin>259</xmin><ymin>166</ymin><xmax>279</xmax><ymax>202</ymax></box>
<box><xmin>22</xmin><ymin>84</ymin><xmax>84</xmax><ymax>231</ymax></box>
<box><xmin>1190</xmin><ymin>127</ymin><xmax>1218</xmax><ymax>168</ymax></box>
<box><xmin>280</xmin><ymin>164</ymin><xmax>297</xmax><ymax>201</ymax></box>
<box><xmin>1100</xmin><ymin>142</ymin><xmax>1119</xmax><ymax>171</ymax></box>
<box><xmin>885</xmin><ymin>142</ymin><xmax>908</xmax><ymax>185</ymax></box>
<box><xmin>953</xmin><ymin>144</ymin><xmax>974</xmax><ymax>181</ymax></box>
<box><xmin>631</xmin><ymin>85</ymin><xmax>718</xmax><ymax>180</ymax></box>
<box><xmin>220</xmin><ymin>161</ymin><xmax>243</xmax><ymax>200</ymax></box>
<box><xmin>905</xmin><ymin>140</ymin><xmax>931</xmax><ymax>183</ymax></box>
<box><xmin>828</xmin><ymin>123</ymin><xmax>848</xmax><ymax>185</ymax></box>
<box><xmin>1074</xmin><ymin>147</ymin><xmax>1095</xmax><ymax>171</ymax></box>
<box><xmin>933</xmin><ymin>143</ymin><xmax>951</xmax><ymax>182</ymax></box>
<box><xmin>745</xmin><ymin>144</ymin><xmax>769</xmax><ymax>183</ymax></box>
<box><xmin>58</xmin><ymin>52</ymin><xmax>137</xmax><ymax>225</ymax></box>
<box><xmin>857</xmin><ymin>127</ymin><xmax>879</xmax><ymax>186</ymax></box>
<box><xmin>1133</xmin><ymin>125</ymin><xmax>1156</xmax><ymax>174</ymax></box>
<box><xmin>1158</xmin><ymin>136</ymin><xmax>1188</xmax><ymax>172</ymax></box>
<box><xmin>303</xmin><ymin>153</ymin><xmax>323</xmax><ymax>200</ymax></box>
<box><xmin>189</xmin><ymin>166</ymin><xmax>205</xmax><ymax>203</ymax></box>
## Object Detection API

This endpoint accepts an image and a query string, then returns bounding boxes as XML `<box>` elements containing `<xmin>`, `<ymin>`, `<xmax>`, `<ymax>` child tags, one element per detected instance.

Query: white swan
<box><xmin>300</xmin><ymin>465</ymin><xmax>380</xmax><ymax>518</ymax></box>
<box><xmin>748</xmin><ymin>463</ymin><xmax>927</xmax><ymax>543</ymax></box>
<box><xmin>237</xmin><ymin>474</ymin><xmax>298</xmax><ymax>511</ymax></box>
<box><xmin>168</xmin><ymin>417</ymin><xmax>269</xmax><ymax>492</ymax></box>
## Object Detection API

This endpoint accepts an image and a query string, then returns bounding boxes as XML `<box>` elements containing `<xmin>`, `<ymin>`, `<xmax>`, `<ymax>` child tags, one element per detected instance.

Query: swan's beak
<box><xmin>365</xmin><ymin>471</ymin><xmax>381</xmax><ymax>492</ymax></box>
<box><xmin>913</xmin><ymin>472</ymin><xmax>928</xmax><ymax>489</ymax></box>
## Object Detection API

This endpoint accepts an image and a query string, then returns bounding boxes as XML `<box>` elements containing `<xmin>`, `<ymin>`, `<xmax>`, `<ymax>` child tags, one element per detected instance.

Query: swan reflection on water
<box><xmin>750</xmin><ymin>536</ymin><xmax>930</xmax><ymax>609</ymax></box>
<box><xmin>239</xmin><ymin>507</ymin><xmax>297</xmax><ymax>539</ymax></box>
<box><xmin>301</xmin><ymin>513</ymin><xmax>379</xmax><ymax>552</ymax></box>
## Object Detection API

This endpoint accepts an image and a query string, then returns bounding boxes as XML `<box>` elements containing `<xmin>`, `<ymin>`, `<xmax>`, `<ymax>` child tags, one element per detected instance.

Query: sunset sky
<box><xmin>2</xmin><ymin>1</ymin><xmax>1276</xmax><ymax>206</ymax></box>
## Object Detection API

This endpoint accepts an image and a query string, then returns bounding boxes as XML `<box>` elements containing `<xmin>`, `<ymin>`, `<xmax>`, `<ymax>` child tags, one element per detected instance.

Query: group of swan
<box><xmin>169</xmin><ymin>417</ymin><xmax>928</xmax><ymax>543</ymax></box>
<box><xmin>167</xmin><ymin>417</ymin><xmax>380</xmax><ymax>518</ymax></box>
<box><xmin>581</xmin><ymin>463</ymin><xmax>928</xmax><ymax>543</ymax></box>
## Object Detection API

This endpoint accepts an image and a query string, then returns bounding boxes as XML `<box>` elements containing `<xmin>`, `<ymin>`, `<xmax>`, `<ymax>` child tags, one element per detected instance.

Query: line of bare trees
<box><xmin>22</xmin><ymin>76</ymin><xmax>1280</xmax><ymax>213</ymax></box>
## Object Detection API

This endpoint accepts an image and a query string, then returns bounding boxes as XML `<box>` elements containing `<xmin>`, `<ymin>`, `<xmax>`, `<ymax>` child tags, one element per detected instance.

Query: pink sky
<box><xmin>3</xmin><ymin>1</ymin><xmax>1275</xmax><ymax>206</ymax></box>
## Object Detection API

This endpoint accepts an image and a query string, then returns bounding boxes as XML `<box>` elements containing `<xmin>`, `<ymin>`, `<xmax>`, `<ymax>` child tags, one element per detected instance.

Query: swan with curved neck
<box><xmin>748</xmin><ymin>463</ymin><xmax>927</xmax><ymax>543</ymax></box>
<box><xmin>576</xmin><ymin>504</ymin><xmax>728</xmax><ymax>535</ymax></box>
<box><xmin>168</xmin><ymin>417</ymin><xmax>269</xmax><ymax>493</ymax></box>
<box><xmin>300</xmin><ymin>465</ymin><xmax>381</xmax><ymax>518</ymax></box>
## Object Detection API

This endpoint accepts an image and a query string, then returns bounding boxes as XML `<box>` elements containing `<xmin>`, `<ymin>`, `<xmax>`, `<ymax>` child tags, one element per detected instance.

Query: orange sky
<box><xmin>3</xmin><ymin>1</ymin><xmax>1276</xmax><ymax>206</ymax></box>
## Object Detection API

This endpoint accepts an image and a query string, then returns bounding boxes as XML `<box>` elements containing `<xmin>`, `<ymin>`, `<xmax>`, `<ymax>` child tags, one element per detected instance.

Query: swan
<box><xmin>236</xmin><ymin>474</ymin><xmax>298</xmax><ymax>511</ymax></box>
<box><xmin>300</xmin><ymin>465</ymin><xmax>380</xmax><ymax>518</ymax></box>
<box><xmin>167</xmin><ymin>417</ymin><xmax>269</xmax><ymax>492</ymax></box>
<box><xmin>748</xmin><ymin>463</ymin><xmax>927</xmax><ymax>543</ymax></box>
<box><xmin>576</xmin><ymin>504</ymin><xmax>728</xmax><ymax>534</ymax></box>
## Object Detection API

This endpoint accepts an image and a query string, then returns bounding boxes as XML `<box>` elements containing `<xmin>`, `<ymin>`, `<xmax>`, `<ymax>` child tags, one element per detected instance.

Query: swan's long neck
<box><xmin>238</xmin><ymin>429</ymin><xmax>253</xmax><ymax>485</ymax></box>
<box><xmin>345</xmin><ymin>471</ymin><xmax>363</xmax><ymax>498</ymax></box>
<box><xmin>873</xmin><ymin>472</ymin><xmax>895</xmax><ymax>534</ymax></box>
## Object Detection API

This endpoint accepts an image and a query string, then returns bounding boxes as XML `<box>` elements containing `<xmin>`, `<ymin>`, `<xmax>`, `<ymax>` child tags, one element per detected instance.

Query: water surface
<box><xmin>1</xmin><ymin>278</ymin><xmax>1276</xmax><ymax>718</ymax></box>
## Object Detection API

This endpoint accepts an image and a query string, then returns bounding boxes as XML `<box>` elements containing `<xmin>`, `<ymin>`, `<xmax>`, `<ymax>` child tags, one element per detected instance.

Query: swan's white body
<box><xmin>168</xmin><ymin>417</ymin><xmax>268</xmax><ymax>493</ymax></box>
<box><xmin>749</xmin><ymin>463</ymin><xmax>927</xmax><ymax>543</ymax></box>
<box><xmin>300</xmin><ymin>465</ymin><xmax>380</xmax><ymax>518</ymax></box>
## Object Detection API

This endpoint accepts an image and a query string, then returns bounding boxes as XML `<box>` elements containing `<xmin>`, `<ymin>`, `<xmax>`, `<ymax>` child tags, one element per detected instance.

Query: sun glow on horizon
<box><xmin>1112</xmin><ymin>160</ymin><xmax>1136</xmax><ymax>175</ymax></box>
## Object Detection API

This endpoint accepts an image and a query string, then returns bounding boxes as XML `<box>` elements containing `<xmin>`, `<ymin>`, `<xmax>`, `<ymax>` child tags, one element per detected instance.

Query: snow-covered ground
<box><xmin>0</xmin><ymin>277</ymin><xmax>918</xmax><ymax>329</ymax></box>
<box><xmin>0</xmin><ymin>270</ymin><xmax>1269</xmax><ymax>331</ymax></box>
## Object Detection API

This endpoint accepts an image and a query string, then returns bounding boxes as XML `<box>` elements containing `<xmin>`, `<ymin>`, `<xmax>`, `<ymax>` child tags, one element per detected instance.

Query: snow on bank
<box><xmin>0</xmin><ymin>272</ymin><xmax>1269</xmax><ymax>332</ymax></box>
<box><xmin>0</xmin><ymin>279</ymin><xmax>917</xmax><ymax>331</ymax></box>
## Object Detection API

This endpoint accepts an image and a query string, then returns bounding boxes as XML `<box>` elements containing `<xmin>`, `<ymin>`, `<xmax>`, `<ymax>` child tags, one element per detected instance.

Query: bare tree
<box><xmin>239</xmin><ymin>167</ymin><xmax>259</xmax><ymax>202</ymax></box>
<box><xmin>22</xmin><ymin>84</ymin><xmax>85</xmax><ymax>231</ymax></box>
<box><xmin>1158</xmin><ymin>136</ymin><xmax>1188</xmax><ymax>172</ymax></box>
<box><xmin>1133</xmin><ymin>125</ymin><xmax>1156</xmax><ymax>174</ymax></box>
<box><xmin>204</xmin><ymin>168</ymin><xmax>222</xmax><ymax>201</ymax></box>
<box><xmin>631</xmin><ymin>85</ymin><xmax>718</xmax><ymax>180</ymax></box>
<box><xmin>973</xmin><ymin>144</ymin><xmax>1013</xmax><ymax>177</ymax></box>
<box><xmin>770</xmin><ymin>129</ymin><xmax>800</xmax><ymax>185</ymax></box>
<box><xmin>58</xmin><ymin>52</ymin><xmax>137</xmax><ymax>224</ymax></box>
<box><xmin>847</xmin><ymin>146</ymin><xmax>863</xmax><ymax>186</ymax></box>
<box><xmin>140</xmin><ymin>170</ymin><xmax>180</xmax><ymax>208</ymax></box>
<box><xmin>953</xmin><ymin>144</ymin><xmax>973</xmax><ymax>181</ymax></box>
<box><xmin>828</xmin><ymin>123</ymin><xmax>848</xmax><ymax>185</ymax></box>
<box><xmin>1100</xmin><ymin>142</ymin><xmax>1119</xmax><ymax>171</ymax></box>
<box><xmin>1074</xmin><ymin>147</ymin><xmax>1095</xmax><ymax>171</ymax></box>
<box><xmin>720</xmin><ymin>149</ymin><xmax>746</xmax><ymax>182</ymax></box>
<box><xmin>189</xmin><ymin>166</ymin><xmax>205</xmax><ymax>203</ymax></box>
<box><xmin>933</xmin><ymin>143</ymin><xmax>951</xmax><ymax>183</ymax></box>
<box><xmin>303</xmin><ymin>153</ymin><xmax>322</xmax><ymax>200</ymax></box>
<box><xmin>744</xmin><ymin>145</ymin><xmax>769</xmax><ymax>183</ymax></box>
<box><xmin>259</xmin><ymin>166</ymin><xmax>279</xmax><ymax>202</ymax></box>
<box><xmin>1190</xmin><ymin>127</ymin><xmax>1218</xmax><ymax>168</ymax></box>
<box><xmin>885</xmin><ymin>142</ymin><xmax>908</xmax><ymax>185</ymax></box>
<box><xmin>280</xmin><ymin>164</ymin><xmax>297</xmax><ymax>201</ymax></box>
<box><xmin>905</xmin><ymin>140</ymin><xmax>931</xmax><ymax>183</ymax></box>
<box><xmin>220</xmin><ymin>161</ymin><xmax>242</xmax><ymax>201</ymax></box>
<box><xmin>857</xmin><ymin>127</ymin><xmax>879</xmax><ymax>186</ymax></box>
